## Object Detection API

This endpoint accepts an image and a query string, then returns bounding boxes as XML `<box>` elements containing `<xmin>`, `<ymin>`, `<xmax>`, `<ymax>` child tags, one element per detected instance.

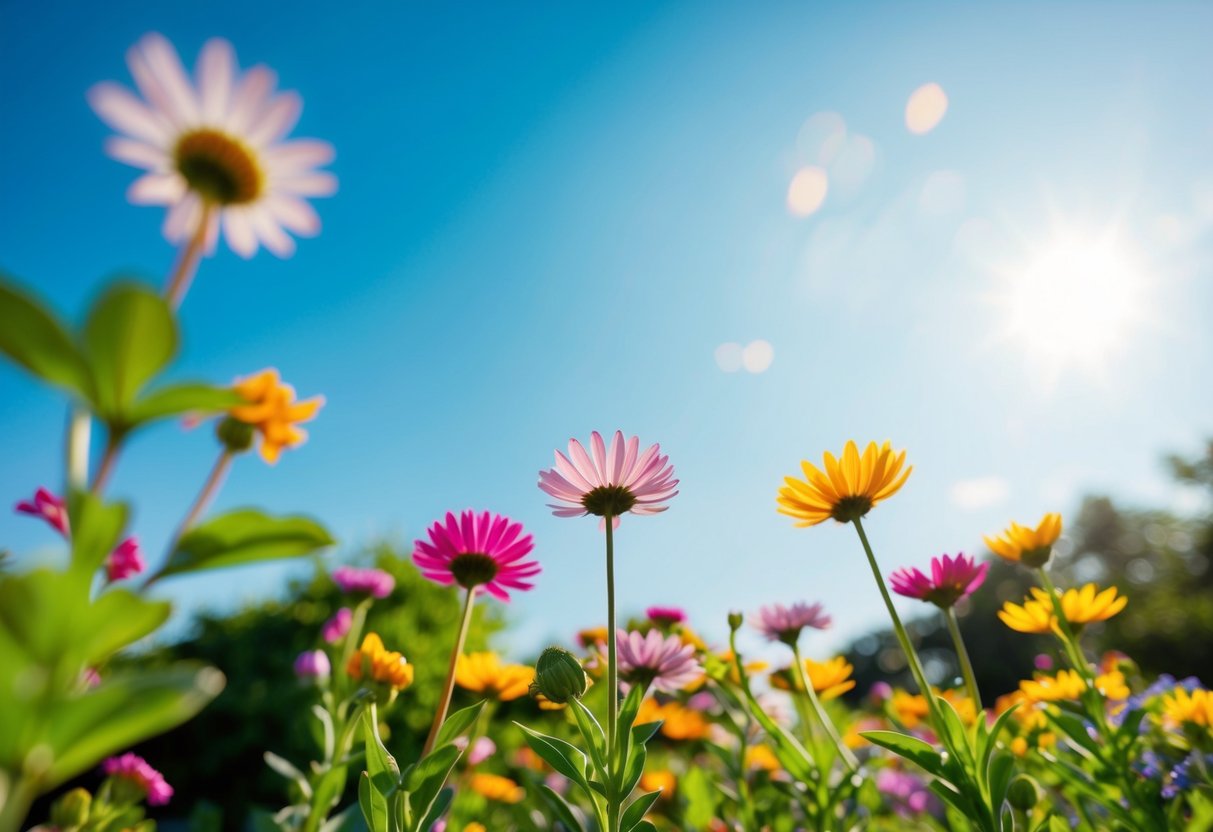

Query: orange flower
<box><xmin>745</xmin><ymin>744</ymin><xmax>781</xmax><ymax>772</ymax></box>
<box><xmin>455</xmin><ymin>652</ymin><xmax>534</xmax><ymax>702</ymax></box>
<box><xmin>230</xmin><ymin>368</ymin><xmax>324</xmax><ymax>463</ymax></box>
<box><xmin>469</xmin><ymin>773</ymin><xmax>524</xmax><ymax>804</ymax></box>
<box><xmin>889</xmin><ymin>690</ymin><xmax>931</xmax><ymax>729</ymax></box>
<box><xmin>640</xmin><ymin>769</ymin><xmax>676</xmax><ymax>798</ymax></box>
<box><xmin>346</xmin><ymin>633</ymin><xmax>413</xmax><ymax>692</ymax></box>
<box><xmin>637</xmin><ymin>699</ymin><xmax>712</xmax><ymax>741</ymax></box>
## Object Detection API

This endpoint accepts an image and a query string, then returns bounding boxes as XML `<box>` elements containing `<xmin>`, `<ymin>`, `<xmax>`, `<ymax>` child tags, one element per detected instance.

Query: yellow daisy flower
<box><xmin>804</xmin><ymin>656</ymin><xmax>857</xmax><ymax>701</ymax></box>
<box><xmin>1161</xmin><ymin>687</ymin><xmax>1213</xmax><ymax>731</ymax></box>
<box><xmin>455</xmin><ymin>652</ymin><xmax>535</xmax><ymax>702</ymax></box>
<box><xmin>777</xmin><ymin>440</ymin><xmax>911</xmax><ymax>527</ymax></box>
<box><xmin>998</xmin><ymin>584</ymin><xmax>1127</xmax><ymax>634</ymax></box>
<box><xmin>1019</xmin><ymin>670</ymin><xmax>1086</xmax><ymax>704</ymax></box>
<box><xmin>346</xmin><ymin>633</ymin><xmax>413</xmax><ymax>693</ymax></box>
<box><xmin>469</xmin><ymin>773</ymin><xmax>524</xmax><ymax>804</ymax></box>
<box><xmin>983</xmin><ymin>514</ymin><xmax>1062</xmax><ymax>567</ymax></box>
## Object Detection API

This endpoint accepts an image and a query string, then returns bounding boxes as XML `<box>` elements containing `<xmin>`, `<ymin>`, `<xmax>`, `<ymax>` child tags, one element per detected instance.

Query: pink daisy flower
<box><xmin>106</xmin><ymin>537</ymin><xmax>145</xmax><ymax>582</ymax></box>
<box><xmin>889</xmin><ymin>553</ymin><xmax>989</xmax><ymax>609</ymax></box>
<box><xmin>103</xmin><ymin>753</ymin><xmax>173</xmax><ymax>806</ymax></box>
<box><xmin>753</xmin><ymin>601</ymin><xmax>831</xmax><ymax>645</ymax></box>
<box><xmin>538</xmin><ymin>431</ymin><xmax>678</xmax><ymax>527</ymax></box>
<box><xmin>616</xmin><ymin>629</ymin><xmax>702</xmax><ymax>693</ymax></box>
<box><xmin>89</xmin><ymin>33</ymin><xmax>336</xmax><ymax>259</ymax></box>
<box><xmin>15</xmin><ymin>487</ymin><xmax>69</xmax><ymax>537</ymax></box>
<box><xmin>322</xmin><ymin>607</ymin><xmax>353</xmax><ymax>643</ymax></box>
<box><xmin>332</xmin><ymin>566</ymin><xmax>395</xmax><ymax>599</ymax></box>
<box><xmin>646</xmin><ymin>605</ymin><xmax>687</xmax><ymax>625</ymax></box>
<box><xmin>413</xmin><ymin>510</ymin><xmax>540</xmax><ymax>602</ymax></box>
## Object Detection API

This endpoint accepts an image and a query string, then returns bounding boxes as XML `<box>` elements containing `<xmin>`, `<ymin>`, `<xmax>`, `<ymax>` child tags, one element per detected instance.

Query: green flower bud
<box><xmin>216</xmin><ymin>416</ymin><xmax>255</xmax><ymax>453</ymax></box>
<box><xmin>727</xmin><ymin>611</ymin><xmax>744</xmax><ymax>632</ymax></box>
<box><xmin>531</xmin><ymin>646</ymin><xmax>588</xmax><ymax>704</ymax></box>
<box><xmin>50</xmin><ymin>787</ymin><xmax>92</xmax><ymax>828</ymax></box>
<box><xmin>1006</xmin><ymin>775</ymin><xmax>1040</xmax><ymax>812</ymax></box>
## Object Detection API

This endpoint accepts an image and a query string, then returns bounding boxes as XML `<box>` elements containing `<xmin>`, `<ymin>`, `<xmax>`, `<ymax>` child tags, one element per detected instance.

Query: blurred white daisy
<box><xmin>89</xmin><ymin>33</ymin><xmax>336</xmax><ymax>262</ymax></box>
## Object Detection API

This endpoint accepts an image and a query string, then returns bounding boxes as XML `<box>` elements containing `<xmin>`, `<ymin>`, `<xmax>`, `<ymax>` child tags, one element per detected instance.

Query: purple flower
<box><xmin>332</xmin><ymin>566</ymin><xmax>395</xmax><ymax>599</ymax></box>
<box><xmin>322</xmin><ymin>607</ymin><xmax>353</xmax><ymax>643</ymax></box>
<box><xmin>15</xmin><ymin>487</ymin><xmax>69</xmax><ymax>537</ymax></box>
<box><xmin>294</xmin><ymin>650</ymin><xmax>331</xmax><ymax>681</ymax></box>
<box><xmin>106</xmin><ymin>537</ymin><xmax>145</xmax><ymax>582</ymax></box>
<box><xmin>1034</xmin><ymin>653</ymin><xmax>1054</xmax><ymax>671</ymax></box>
<box><xmin>889</xmin><ymin>553</ymin><xmax>988</xmax><ymax>609</ymax></box>
<box><xmin>876</xmin><ymin>769</ymin><xmax>937</xmax><ymax>817</ymax></box>
<box><xmin>103</xmin><ymin>753</ymin><xmax>173</xmax><ymax>806</ymax></box>
<box><xmin>753</xmin><ymin>601</ymin><xmax>831</xmax><ymax>645</ymax></box>
<box><xmin>616</xmin><ymin>629</ymin><xmax>702</xmax><ymax>693</ymax></box>
<box><xmin>646</xmin><ymin>605</ymin><xmax>686</xmax><ymax>625</ymax></box>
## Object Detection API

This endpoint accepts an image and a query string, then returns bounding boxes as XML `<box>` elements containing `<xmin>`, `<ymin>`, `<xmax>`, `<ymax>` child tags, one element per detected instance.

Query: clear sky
<box><xmin>2</xmin><ymin>1</ymin><xmax>1212</xmax><ymax>664</ymax></box>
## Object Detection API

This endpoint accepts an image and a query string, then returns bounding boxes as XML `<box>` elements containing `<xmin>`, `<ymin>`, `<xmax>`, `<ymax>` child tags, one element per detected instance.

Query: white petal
<box><xmin>196</xmin><ymin>38</ymin><xmax>236</xmax><ymax>124</ymax></box>
<box><xmin>87</xmin><ymin>82</ymin><xmax>171</xmax><ymax>145</ymax></box>
<box><xmin>128</xmin><ymin>172</ymin><xmax>186</xmax><ymax>205</ymax></box>
<box><xmin>247</xmin><ymin>206</ymin><xmax>296</xmax><ymax>258</ymax></box>
<box><xmin>129</xmin><ymin>33</ymin><xmax>199</xmax><ymax>126</ymax></box>
<box><xmin>223</xmin><ymin>208</ymin><xmax>259</xmax><ymax>258</ymax></box>
<box><xmin>104</xmin><ymin>136</ymin><xmax>169</xmax><ymax>170</ymax></box>
<box><xmin>246</xmin><ymin>91</ymin><xmax>301</xmax><ymax>148</ymax></box>
<box><xmin>274</xmin><ymin>171</ymin><xmax>337</xmax><ymax>197</ymax></box>
<box><xmin>162</xmin><ymin>193</ymin><xmax>201</xmax><ymax>243</ymax></box>
<box><xmin>265</xmin><ymin>195</ymin><xmax>320</xmax><ymax>236</ymax></box>
<box><xmin>264</xmin><ymin>139</ymin><xmax>334</xmax><ymax>171</ymax></box>
<box><xmin>225</xmin><ymin>65</ymin><xmax>276</xmax><ymax>135</ymax></box>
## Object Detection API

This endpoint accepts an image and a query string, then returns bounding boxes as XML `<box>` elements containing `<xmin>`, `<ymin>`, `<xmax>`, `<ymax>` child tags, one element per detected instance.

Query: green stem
<box><xmin>792</xmin><ymin>644</ymin><xmax>859</xmax><ymax>772</ymax></box>
<box><xmin>164</xmin><ymin>202</ymin><xmax>214</xmax><ymax>310</ymax></box>
<box><xmin>1035</xmin><ymin>568</ymin><xmax>1092</xmax><ymax>681</ymax></box>
<box><xmin>338</xmin><ymin>599</ymin><xmax>372</xmax><ymax>703</ymax></box>
<box><xmin>90</xmin><ymin>433</ymin><xmax>121</xmax><ymax>494</ymax></box>
<box><xmin>604</xmin><ymin>513</ymin><xmax>620</xmax><ymax>832</ymax></box>
<box><xmin>0</xmin><ymin>775</ymin><xmax>34</xmax><ymax>832</ymax></box>
<box><xmin>423</xmin><ymin>586</ymin><xmax>476</xmax><ymax>756</ymax></box>
<box><xmin>944</xmin><ymin>606</ymin><xmax>982</xmax><ymax>710</ymax></box>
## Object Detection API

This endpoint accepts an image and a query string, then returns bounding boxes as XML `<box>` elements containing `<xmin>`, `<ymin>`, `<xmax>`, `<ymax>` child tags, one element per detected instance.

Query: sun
<box><xmin>994</xmin><ymin>225</ymin><xmax>1148</xmax><ymax>383</ymax></box>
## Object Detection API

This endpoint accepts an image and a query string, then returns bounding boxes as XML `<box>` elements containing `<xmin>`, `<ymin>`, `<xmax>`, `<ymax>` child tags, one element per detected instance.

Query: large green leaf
<box><xmin>432</xmin><ymin>699</ymin><xmax>486</xmax><ymax>749</ymax></box>
<box><xmin>517</xmin><ymin>724</ymin><xmax>589</xmax><ymax>789</ymax></box>
<box><xmin>126</xmin><ymin>382</ymin><xmax>244</xmax><ymax>427</ymax></box>
<box><xmin>66</xmin><ymin>489</ymin><xmax>129</xmax><ymax>580</ymax></box>
<box><xmin>860</xmin><ymin>730</ymin><xmax>945</xmax><ymax>776</ymax></box>
<box><xmin>0</xmin><ymin>278</ymin><xmax>90</xmax><ymax>398</ymax></box>
<box><xmin>82</xmin><ymin>282</ymin><xmax>177</xmax><ymax>421</ymax></box>
<box><xmin>404</xmin><ymin>744</ymin><xmax>460</xmax><ymax>828</ymax></box>
<box><xmin>155</xmin><ymin>509</ymin><xmax>335</xmax><ymax>580</ymax></box>
<box><xmin>621</xmin><ymin>791</ymin><xmax>661</xmax><ymax>831</ymax></box>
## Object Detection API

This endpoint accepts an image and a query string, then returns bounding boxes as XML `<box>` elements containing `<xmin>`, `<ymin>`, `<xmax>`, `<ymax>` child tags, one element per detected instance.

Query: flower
<box><xmin>413</xmin><ymin>510</ymin><xmax>539</xmax><ymax>601</ymax></box>
<box><xmin>753</xmin><ymin>601</ymin><xmax>831</xmax><ymax>645</ymax></box>
<box><xmin>577</xmin><ymin>626</ymin><xmax>609</xmax><ymax>650</ymax></box>
<box><xmin>538</xmin><ymin>430</ymin><xmax>678</xmax><ymax>525</ymax></box>
<box><xmin>889</xmin><ymin>553</ymin><xmax>989</xmax><ymax>609</ymax></box>
<box><xmin>346</xmin><ymin>633</ymin><xmax>413</xmax><ymax>692</ymax></box>
<box><xmin>803</xmin><ymin>656</ymin><xmax>857</xmax><ymax>701</ymax></box>
<box><xmin>639</xmin><ymin>769</ymin><xmax>676</xmax><ymax>797</ymax></box>
<box><xmin>1019</xmin><ymin>669</ymin><xmax>1084</xmax><ymax>704</ymax></box>
<box><xmin>646</xmin><ymin>605</ymin><xmax>687</xmax><ymax>625</ymax></box>
<box><xmin>89</xmin><ymin>33</ymin><xmax>336</xmax><ymax>258</ymax></box>
<box><xmin>469</xmin><ymin>773</ymin><xmax>524</xmax><ymax>804</ymax></box>
<box><xmin>616</xmin><ymin>629</ymin><xmax>703</xmax><ymax>693</ymax></box>
<box><xmin>876</xmin><ymin>769</ymin><xmax>936</xmax><ymax>817</ymax></box>
<box><xmin>777</xmin><ymin>440</ymin><xmax>911</xmax><ymax>527</ymax></box>
<box><xmin>102</xmin><ymin>753</ymin><xmax>173</xmax><ymax>806</ymax></box>
<box><xmin>745</xmin><ymin>744</ymin><xmax>781</xmax><ymax>772</ymax></box>
<box><xmin>105</xmin><ymin>537</ymin><xmax>145</xmax><ymax>582</ymax></box>
<box><xmin>531</xmin><ymin>647</ymin><xmax>589</xmax><ymax>704</ymax></box>
<box><xmin>332</xmin><ymin>566</ymin><xmax>395</xmax><ymax>599</ymax></box>
<box><xmin>15</xmin><ymin>487</ymin><xmax>69</xmax><ymax>536</ymax></box>
<box><xmin>890</xmin><ymin>690</ymin><xmax>931</xmax><ymax>729</ymax></box>
<box><xmin>983</xmin><ymin>514</ymin><xmax>1063</xmax><ymax>567</ymax></box>
<box><xmin>1161</xmin><ymin>687</ymin><xmax>1213</xmax><ymax>731</ymax></box>
<box><xmin>230</xmin><ymin>368</ymin><xmax>324</xmax><ymax>463</ymax></box>
<box><xmin>455</xmin><ymin>652</ymin><xmax>535</xmax><ymax>701</ymax></box>
<box><xmin>999</xmin><ymin>584</ymin><xmax>1127</xmax><ymax>634</ymax></box>
<box><xmin>322</xmin><ymin>607</ymin><xmax>353</xmax><ymax>643</ymax></box>
<box><xmin>293</xmin><ymin>649</ymin><xmax>331</xmax><ymax>681</ymax></box>
<box><xmin>467</xmin><ymin>737</ymin><xmax>496</xmax><ymax>766</ymax></box>
<box><xmin>637</xmin><ymin>699</ymin><xmax>712</xmax><ymax>741</ymax></box>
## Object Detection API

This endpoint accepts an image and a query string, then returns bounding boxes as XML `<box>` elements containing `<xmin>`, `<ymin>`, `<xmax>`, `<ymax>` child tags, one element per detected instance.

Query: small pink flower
<box><xmin>82</xmin><ymin>668</ymin><xmax>103</xmax><ymax>688</ymax></box>
<box><xmin>868</xmin><ymin>681</ymin><xmax>893</xmax><ymax>704</ymax></box>
<box><xmin>293</xmin><ymin>649</ymin><xmax>331</xmax><ymax>680</ymax></box>
<box><xmin>15</xmin><ymin>487</ymin><xmax>69</xmax><ymax>537</ymax></box>
<box><xmin>1034</xmin><ymin>653</ymin><xmax>1054</xmax><ymax>671</ymax></box>
<box><xmin>106</xmin><ymin>537</ymin><xmax>145</xmax><ymax>582</ymax></box>
<box><xmin>646</xmin><ymin>605</ymin><xmax>686</xmax><ymax>625</ymax></box>
<box><xmin>103</xmin><ymin>753</ymin><xmax>173</xmax><ymax>806</ymax></box>
<box><xmin>322</xmin><ymin>607</ymin><xmax>353</xmax><ymax>643</ymax></box>
<box><xmin>538</xmin><ymin>431</ymin><xmax>679</xmax><ymax>528</ymax></box>
<box><xmin>413</xmin><ymin>510</ymin><xmax>540</xmax><ymax>602</ymax></box>
<box><xmin>889</xmin><ymin>552</ymin><xmax>989</xmax><ymax>609</ymax></box>
<box><xmin>616</xmin><ymin>629</ymin><xmax>702</xmax><ymax>693</ymax></box>
<box><xmin>332</xmin><ymin>566</ymin><xmax>395</xmax><ymax>599</ymax></box>
<box><xmin>753</xmin><ymin>601</ymin><xmax>831</xmax><ymax>644</ymax></box>
<box><xmin>468</xmin><ymin>736</ymin><xmax>496</xmax><ymax>765</ymax></box>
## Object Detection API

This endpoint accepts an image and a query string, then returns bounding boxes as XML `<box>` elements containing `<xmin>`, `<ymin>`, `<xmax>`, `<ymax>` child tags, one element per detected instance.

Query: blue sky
<box><xmin>2</xmin><ymin>1</ymin><xmax>1212</xmax><ymax>664</ymax></box>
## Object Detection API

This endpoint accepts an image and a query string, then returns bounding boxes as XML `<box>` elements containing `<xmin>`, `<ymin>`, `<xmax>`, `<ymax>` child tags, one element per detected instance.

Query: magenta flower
<box><xmin>413</xmin><ymin>510</ymin><xmax>540</xmax><ymax>602</ymax></box>
<box><xmin>616</xmin><ymin>629</ymin><xmax>702</xmax><ymax>693</ymax></box>
<box><xmin>106</xmin><ymin>537</ymin><xmax>145</xmax><ymax>582</ymax></box>
<box><xmin>103</xmin><ymin>753</ymin><xmax>173</xmax><ymax>806</ymax></box>
<box><xmin>538</xmin><ymin>430</ymin><xmax>678</xmax><ymax>527</ymax></box>
<box><xmin>332</xmin><ymin>566</ymin><xmax>395</xmax><ymax>599</ymax></box>
<box><xmin>322</xmin><ymin>607</ymin><xmax>353</xmax><ymax>643</ymax></box>
<box><xmin>294</xmin><ymin>649</ymin><xmax>331</xmax><ymax>681</ymax></box>
<box><xmin>646</xmin><ymin>605</ymin><xmax>687</xmax><ymax>625</ymax></box>
<box><xmin>889</xmin><ymin>553</ymin><xmax>989</xmax><ymax>609</ymax></box>
<box><xmin>81</xmin><ymin>668</ymin><xmax>102</xmax><ymax>688</ymax></box>
<box><xmin>753</xmin><ymin>601</ymin><xmax>831</xmax><ymax>645</ymax></box>
<box><xmin>15</xmin><ymin>487</ymin><xmax>69</xmax><ymax>537</ymax></box>
<box><xmin>876</xmin><ymin>769</ymin><xmax>938</xmax><ymax>817</ymax></box>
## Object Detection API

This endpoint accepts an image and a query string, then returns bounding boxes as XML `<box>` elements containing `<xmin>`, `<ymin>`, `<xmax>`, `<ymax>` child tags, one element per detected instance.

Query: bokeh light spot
<box><xmin>741</xmin><ymin>340</ymin><xmax>774</xmax><ymax>373</ymax></box>
<box><xmin>905</xmin><ymin>82</ymin><xmax>948</xmax><ymax>134</ymax></box>
<box><xmin>714</xmin><ymin>342</ymin><xmax>743</xmax><ymax>372</ymax></box>
<box><xmin>786</xmin><ymin>166</ymin><xmax>828</xmax><ymax>217</ymax></box>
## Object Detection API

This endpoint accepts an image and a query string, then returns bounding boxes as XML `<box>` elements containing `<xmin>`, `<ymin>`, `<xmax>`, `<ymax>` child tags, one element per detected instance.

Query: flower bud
<box><xmin>727</xmin><ymin>611</ymin><xmax>744</xmax><ymax>632</ymax></box>
<box><xmin>51</xmin><ymin>788</ymin><xmax>92</xmax><ymax>828</ymax></box>
<box><xmin>216</xmin><ymin>416</ymin><xmax>255</xmax><ymax>453</ymax></box>
<box><xmin>1007</xmin><ymin>775</ymin><xmax>1040</xmax><ymax>811</ymax></box>
<box><xmin>531</xmin><ymin>647</ymin><xmax>588</xmax><ymax>704</ymax></box>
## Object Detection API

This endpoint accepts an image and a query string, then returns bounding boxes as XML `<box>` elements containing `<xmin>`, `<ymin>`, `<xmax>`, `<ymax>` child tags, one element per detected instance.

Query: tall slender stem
<box><xmin>944</xmin><ymin>606</ymin><xmax>982</xmax><ymax>710</ymax></box>
<box><xmin>604</xmin><ymin>513</ymin><xmax>620</xmax><ymax>832</ymax></box>
<box><xmin>1035</xmin><ymin>567</ymin><xmax>1093</xmax><ymax>682</ymax></box>
<box><xmin>90</xmin><ymin>434</ymin><xmax>120</xmax><ymax>494</ymax></box>
<box><xmin>792</xmin><ymin>643</ymin><xmax>859</xmax><ymax>772</ymax></box>
<box><xmin>65</xmin><ymin>406</ymin><xmax>91</xmax><ymax>492</ymax></box>
<box><xmin>179</xmin><ymin>451</ymin><xmax>232</xmax><ymax>534</ymax></box>
<box><xmin>423</xmin><ymin>587</ymin><xmax>476</xmax><ymax>756</ymax></box>
<box><xmin>165</xmin><ymin>203</ymin><xmax>214</xmax><ymax>310</ymax></box>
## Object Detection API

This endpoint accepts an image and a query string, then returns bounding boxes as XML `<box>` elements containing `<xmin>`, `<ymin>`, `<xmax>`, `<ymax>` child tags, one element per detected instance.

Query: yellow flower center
<box><xmin>174</xmin><ymin>128</ymin><xmax>264</xmax><ymax>205</ymax></box>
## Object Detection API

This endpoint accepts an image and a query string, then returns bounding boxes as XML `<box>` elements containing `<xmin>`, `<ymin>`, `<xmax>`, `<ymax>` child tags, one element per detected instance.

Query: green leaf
<box><xmin>632</xmin><ymin>823</ymin><xmax>657</xmax><ymax>832</ymax></box>
<box><xmin>631</xmin><ymin>721</ymin><xmax>662</xmax><ymax>747</ymax></box>
<box><xmin>415</xmin><ymin>787</ymin><xmax>453</xmax><ymax>832</ymax></box>
<box><xmin>404</xmin><ymin>744</ymin><xmax>460</xmax><ymax>827</ymax></box>
<box><xmin>620</xmin><ymin>790</ymin><xmax>661</xmax><ymax>830</ymax></box>
<box><xmin>860</xmin><ymin>730</ymin><xmax>944</xmax><ymax>777</ymax></box>
<box><xmin>362</xmin><ymin>706</ymin><xmax>400</xmax><ymax>797</ymax></box>
<box><xmin>126</xmin><ymin>382</ymin><xmax>244</xmax><ymax>427</ymax></box>
<box><xmin>358</xmin><ymin>771</ymin><xmax>388</xmax><ymax>832</ymax></box>
<box><xmin>67</xmin><ymin>490</ymin><xmax>129</xmax><ymax>581</ymax></box>
<box><xmin>681</xmin><ymin>765</ymin><xmax>717</xmax><ymax>829</ymax></box>
<box><xmin>537</xmin><ymin>784</ymin><xmax>585</xmax><ymax>832</ymax></box>
<box><xmin>82</xmin><ymin>282</ymin><xmax>177</xmax><ymax>421</ymax></box>
<box><xmin>570</xmin><ymin>699</ymin><xmax>608</xmax><ymax>782</ymax></box>
<box><xmin>156</xmin><ymin>509</ymin><xmax>335</xmax><ymax>580</ymax></box>
<box><xmin>0</xmin><ymin>279</ymin><xmax>90</xmax><ymax>398</ymax></box>
<box><xmin>517</xmin><ymin>723</ymin><xmax>589</xmax><ymax>788</ymax></box>
<box><xmin>432</xmin><ymin>699</ymin><xmax>486</xmax><ymax>749</ymax></box>
<box><xmin>618</xmin><ymin>737</ymin><xmax>647</xmax><ymax>799</ymax></box>
<box><xmin>987</xmin><ymin>751</ymin><xmax>1016</xmax><ymax>814</ymax></box>
<box><xmin>981</xmin><ymin>703</ymin><xmax>1019</xmax><ymax>782</ymax></box>
<box><xmin>264</xmin><ymin>752</ymin><xmax>313</xmax><ymax>798</ymax></box>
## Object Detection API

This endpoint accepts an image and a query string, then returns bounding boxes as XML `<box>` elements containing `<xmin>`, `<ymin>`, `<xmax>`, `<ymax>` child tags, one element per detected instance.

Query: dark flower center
<box><xmin>175</xmin><ymin>129</ymin><xmax>264</xmax><ymax>205</ymax></box>
<box><xmin>449</xmin><ymin>553</ymin><xmax>499</xmax><ymax>589</ymax></box>
<box><xmin>1020</xmin><ymin>546</ymin><xmax>1053</xmax><ymax>568</ymax></box>
<box><xmin>581</xmin><ymin>485</ymin><xmax>636</xmax><ymax>518</ymax></box>
<box><xmin>830</xmin><ymin>495</ymin><xmax>873</xmax><ymax>523</ymax></box>
<box><xmin>925</xmin><ymin>585</ymin><xmax>964</xmax><ymax>609</ymax></box>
